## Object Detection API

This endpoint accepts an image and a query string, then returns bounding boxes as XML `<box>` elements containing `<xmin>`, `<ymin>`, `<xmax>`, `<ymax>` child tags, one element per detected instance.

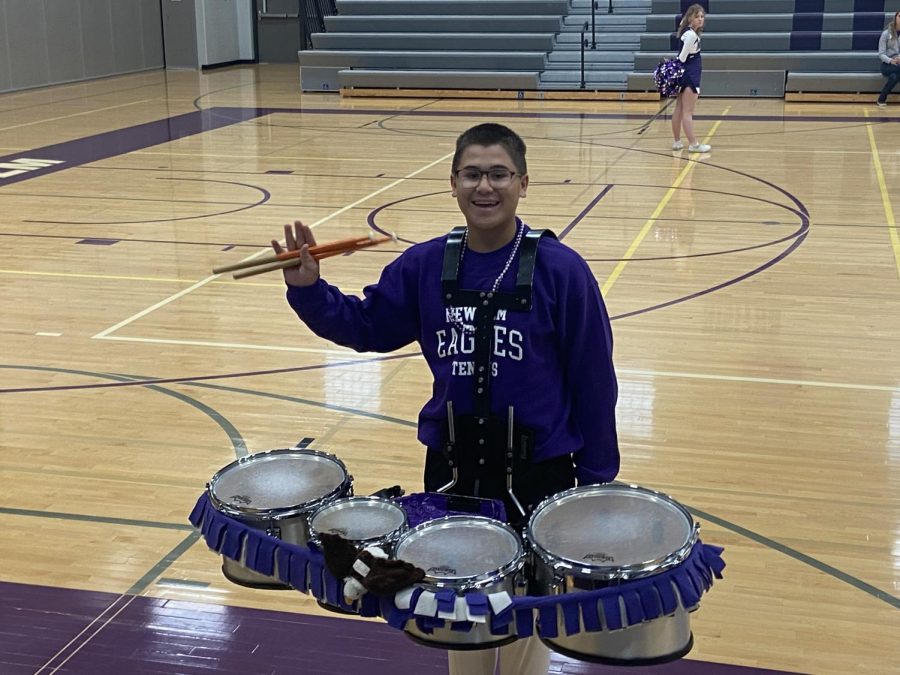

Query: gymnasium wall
<box><xmin>0</xmin><ymin>0</ymin><xmax>164</xmax><ymax>94</ymax></box>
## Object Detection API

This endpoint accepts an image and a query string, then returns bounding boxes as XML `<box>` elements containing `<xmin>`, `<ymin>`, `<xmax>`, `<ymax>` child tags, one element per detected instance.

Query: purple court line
<box><xmin>579</xmin><ymin>182</ymin><xmax>808</xmax><ymax>262</ymax></box>
<box><xmin>0</xmin><ymin>580</ymin><xmax>803</xmax><ymax>675</ymax></box>
<box><xmin>363</xmin><ymin>178</ymin><xmax>809</xmax><ymax>318</ymax></box>
<box><xmin>0</xmin><ymin>104</ymin><xmax>810</xmax><ymax>386</ymax></box>
<box><xmin>23</xmin><ymin>178</ymin><xmax>271</xmax><ymax>226</ymax></box>
<box><xmin>612</xmin><ymin>232</ymin><xmax>808</xmax><ymax>321</ymax></box>
<box><xmin>558</xmin><ymin>184</ymin><xmax>615</xmax><ymax>239</ymax></box>
<box><xmin>1</xmin><ymin>105</ymin><xmax>894</xmax><ymax>190</ymax></box>
<box><xmin>0</xmin><ymin>108</ymin><xmax>268</xmax><ymax>187</ymax></box>
<box><xmin>0</xmin><ymin>353</ymin><xmax>414</xmax><ymax>395</ymax></box>
<box><xmin>364</xmin><ymin>182</ymin><xmax>612</xmax><ymax>244</ymax></box>
<box><xmin>258</xmin><ymin>106</ymin><xmax>900</xmax><ymax>125</ymax></box>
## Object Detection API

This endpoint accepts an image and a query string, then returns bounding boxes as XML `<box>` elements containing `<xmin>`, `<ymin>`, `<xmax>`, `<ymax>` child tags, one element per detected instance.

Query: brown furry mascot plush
<box><xmin>318</xmin><ymin>532</ymin><xmax>425</xmax><ymax>601</ymax></box>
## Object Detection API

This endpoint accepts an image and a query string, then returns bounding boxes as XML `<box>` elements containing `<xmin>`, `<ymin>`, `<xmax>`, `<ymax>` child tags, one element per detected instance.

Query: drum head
<box><xmin>311</xmin><ymin>498</ymin><xmax>406</xmax><ymax>540</ymax></box>
<box><xmin>395</xmin><ymin>516</ymin><xmax>521</xmax><ymax>581</ymax></box>
<box><xmin>210</xmin><ymin>450</ymin><xmax>346</xmax><ymax>513</ymax></box>
<box><xmin>528</xmin><ymin>484</ymin><xmax>694</xmax><ymax>574</ymax></box>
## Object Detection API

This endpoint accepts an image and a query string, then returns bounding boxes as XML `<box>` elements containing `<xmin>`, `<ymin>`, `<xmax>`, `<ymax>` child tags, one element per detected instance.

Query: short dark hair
<box><xmin>451</xmin><ymin>123</ymin><xmax>527</xmax><ymax>175</ymax></box>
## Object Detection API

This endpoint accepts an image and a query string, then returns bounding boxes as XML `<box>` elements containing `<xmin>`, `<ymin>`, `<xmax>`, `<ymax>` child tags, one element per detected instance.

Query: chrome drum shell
<box><xmin>207</xmin><ymin>448</ymin><xmax>352</xmax><ymax>588</ymax></box>
<box><xmin>526</xmin><ymin>483</ymin><xmax>699</xmax><ymax>664</ymax></box>
<box><xmin>394</xmin><ymin>515</ymin><xmax>526</xmax><ymax>650</ymax></box>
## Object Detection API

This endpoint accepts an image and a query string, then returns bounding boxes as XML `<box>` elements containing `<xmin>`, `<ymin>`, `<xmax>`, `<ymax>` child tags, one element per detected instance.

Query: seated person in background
<box><xmin>876</xmin><ymin>11</ymin><xmax>900</xmax><ymax>107</ymax></box>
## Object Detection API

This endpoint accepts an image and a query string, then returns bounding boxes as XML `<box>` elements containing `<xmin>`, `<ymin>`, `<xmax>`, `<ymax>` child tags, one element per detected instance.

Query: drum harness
<box><xmin>436</xmin><ymin>225</ymin><xmax>555</xmax><ymax>519</ymax></box>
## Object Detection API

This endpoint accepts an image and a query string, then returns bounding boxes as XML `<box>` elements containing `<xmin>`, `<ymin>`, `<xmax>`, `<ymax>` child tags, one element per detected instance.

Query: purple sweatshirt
<box><xmin>286</xmin><ymin>224</ymin><xmax>619</xmax><ymax>485</ymax></box>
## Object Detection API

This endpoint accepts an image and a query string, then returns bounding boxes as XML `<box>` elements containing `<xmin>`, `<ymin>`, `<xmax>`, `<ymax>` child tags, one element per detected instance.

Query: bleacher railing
<box><xmin>299</xmin><ymin>0</ymin><xmax>338</xmax><ymax>50</ymax></box>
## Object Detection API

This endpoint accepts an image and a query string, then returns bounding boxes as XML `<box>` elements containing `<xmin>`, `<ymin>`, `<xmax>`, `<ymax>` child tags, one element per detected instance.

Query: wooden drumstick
<box><xmin>212</xmin><ymin>234</ymin><xmax>379</xmax><ymax>274</ymax></box>
<box><xmin>231</xmin><ymin>234</ymin><xmax>396</xmax><ymax>280</ymax></box>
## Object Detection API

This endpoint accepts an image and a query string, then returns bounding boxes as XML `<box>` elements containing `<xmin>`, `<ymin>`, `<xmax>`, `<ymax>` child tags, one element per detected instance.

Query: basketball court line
<box><xmin>0</xmin><ymin>98</ymin><xmax>158</xmax><ymax>134</ymax></box>
<box><xmin>863</xmin><ymin>110</ymin><xmax>900</xmax><ymax>280</ymax></box>
<box><xmin>2</xmin><ymin>362</ymin><xmax>897</xmax><ymax>614</ymax></box>
<box><xmin>42</xmin><ymin>595</ymin><xmax>139</xmax><ymax>675</ymax></box>
<box><xmin>90</xmin><ymin>151</ymin><xmax>454</xmax><ymax>341</ymax></box>
<box><xmin>601</xmin><ymin>109</ymin><xmax>730</xmax><ymax>295</ymax></box>
<box><xmin>3</xmin><ymin>359</ymin><xmax>899</xmax><ymax>396</ymax></box>
<box><xmin>31</xmin><ymin>594</ymin><xmax>136</xmax><ymax>675</ymax></box>
<box><xmin>0</xmin><ymin>103</ymin><xmax>870</xmax><ymax>349</ymax></box>
<box><xmin>6</xmin><ymin>483</ymin><xmax>897</xmax><ymax>613</ymax></box>
<box><xmin>3</xmin><ymin>84</ymin><xmax>898</xmax><ymax>674</ymax></box>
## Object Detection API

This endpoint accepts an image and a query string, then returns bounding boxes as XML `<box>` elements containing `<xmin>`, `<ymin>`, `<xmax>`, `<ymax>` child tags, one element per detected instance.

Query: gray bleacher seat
<box><xmin>301</xmin><ymin>0</ymin><xmax>891</xmax><ymax>96</ymax></box>
<box><xmin>300</xmin><ymin>50</ymin><xmax>548</xmax><ymax>70</ymax></box>
<box><xmin>634</xmin><ymin>51</ymin><xmax>878</xmax><ymax>72</ymax></box>
<box><xmin>338</xmin><ymin>69</ymin><xmax>542</xmax><ymax>89</ymax></box>
<box><xmin>324</xmin><ymin>16</ymin><xmax>563</xmax><ymax>32</ymax></box>
<box><xmin>311</xmin><ymin>34</ymin><xmax>556</xmax><ymax>52</ymax></box>
<box><xmin>632</xmin><ymin>2</ymin><xmax>892</xmax><ymax>96</ymax></box>
<box><xmin>785</xmin><ymin>72</ymin><xmax>885</xmax><ymax>92</ymax></box>
<box><xmin>651</xmin><ymin>0</ymin><xmax>882</xmax><ymax>13</ymax></box>
<box><xmin>337</xmin><ymin>0</ymin><xmax>568</xmax><ymax>15</ymax></box>
<box><xmin>641</xmin><ymin>31</ymin><xmax>883</xmax><ymax>51</ymax></box>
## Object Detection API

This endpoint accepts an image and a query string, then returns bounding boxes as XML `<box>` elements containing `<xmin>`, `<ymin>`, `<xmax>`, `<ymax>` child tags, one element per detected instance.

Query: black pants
<box><xmin>879</xmin><ymin>62</ymin><xmax>900</xmax><ymax>103</ymax></box>
<box><xmin>424</xmin><ymin>449</ymin><xmax>575</xmax><ymax>528</ymax></box>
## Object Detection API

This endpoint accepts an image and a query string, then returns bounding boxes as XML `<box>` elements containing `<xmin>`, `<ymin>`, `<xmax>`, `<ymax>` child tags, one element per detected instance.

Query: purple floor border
<box><xmin>1</xmin><ymin>105</ymin><xmax>896</xmax><ymax>189</ymax></box>
<box><xmin>1</xmin><ymin>580</ymin><xmax>802</xmax><ymax>675</ymax></box>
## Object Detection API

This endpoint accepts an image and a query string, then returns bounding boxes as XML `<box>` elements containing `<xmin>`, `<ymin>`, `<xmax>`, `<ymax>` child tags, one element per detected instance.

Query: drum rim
<box><xmin>394</xmin><ymin>515</ymin><xmax>525</xmax><ymax>591</ymax></box>
<box><xmin>207</xmin><ymin>448</ymin><xmax>352</xmax><ymax>519</ymax></box>
<box><xmin>308</xmin><ymin>495</ymin><xmax>408</xmax><ymax>547</ymax></box>
<box><xmin>525</xmin><ymin>482</ymin><xmax>698</xmax><ymax>581</ymax></box>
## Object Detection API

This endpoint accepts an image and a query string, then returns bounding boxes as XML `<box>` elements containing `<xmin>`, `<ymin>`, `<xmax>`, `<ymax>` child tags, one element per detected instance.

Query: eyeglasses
<box><xmin>454</xmin><ymin>167</ymin><xmax>519</xmax><ymax>189</ymax></box>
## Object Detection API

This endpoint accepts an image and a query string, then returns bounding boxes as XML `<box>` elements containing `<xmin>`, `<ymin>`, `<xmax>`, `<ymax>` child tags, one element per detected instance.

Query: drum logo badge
<box><xmin>327</xmin><ymin>528</ymin><xmax>349</xmax><ymax>537</ymax></box>
<box><xmin>230</xmin><ymin>494</ymin><xmax>252</xmax><ymax>505</ymax></box>
<box><xmin>426</xmin><ymin>565</ymin><xmax>458</xmax><ymax>576</ymax></box>
<box><xmin>582</xmin><ymin>551</ymin><xmax>615</xmax><ymax>563</ymax></box>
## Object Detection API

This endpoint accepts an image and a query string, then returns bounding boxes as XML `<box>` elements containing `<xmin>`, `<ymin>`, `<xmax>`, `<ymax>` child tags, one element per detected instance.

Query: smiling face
<box><xmin>451</xmin><ymin>143</ymin><xmax>528</xmax><ymax>252</ymax></box>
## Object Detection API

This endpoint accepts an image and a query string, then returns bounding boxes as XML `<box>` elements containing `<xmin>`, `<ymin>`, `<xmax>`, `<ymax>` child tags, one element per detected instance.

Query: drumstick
<box><xmin>231</xmin><ymin>247</ymin><xmax>346</xmax><ymax>279</ymax></box>
<box><xmin>231</xmin><ymin>235</ymin><xmax>395</xmax><ymax>280</ymax></box>
<box><xmin>212</xmin><ymin>234</ymin><xmax>378</xmax><ymax>274</ymax></box>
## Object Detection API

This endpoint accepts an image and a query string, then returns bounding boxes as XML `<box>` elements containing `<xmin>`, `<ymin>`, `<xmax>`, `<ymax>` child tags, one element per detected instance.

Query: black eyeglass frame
<box><xmin>452</xmin><ymin>167</ymin><xmax>521</xmax><ymax>187</ymax></box>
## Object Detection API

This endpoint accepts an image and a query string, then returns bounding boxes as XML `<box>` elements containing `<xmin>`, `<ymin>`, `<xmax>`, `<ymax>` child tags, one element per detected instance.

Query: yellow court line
<box><xmin>863</xmin><ymin>110</ymin><xmax>900</xmax><ymax>280</ymax></box>
<box><xmin>601</xmin><ymin>106</ymin><xmax>730</xmax><ymax>296</ymax></box>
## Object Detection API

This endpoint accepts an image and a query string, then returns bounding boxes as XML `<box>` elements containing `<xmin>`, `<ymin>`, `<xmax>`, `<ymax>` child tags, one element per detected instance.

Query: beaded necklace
<box><xmin>451</xmin><ymin>222</ymin><xmax>524</xmax><ymax>335</ymax></box>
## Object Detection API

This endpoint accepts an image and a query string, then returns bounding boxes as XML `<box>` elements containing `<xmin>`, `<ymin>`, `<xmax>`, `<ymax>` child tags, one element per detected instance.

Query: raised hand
<box><xmin>271</xmin><ymin>220</ymin><xmax>320</xmax><ymax>287</ymax></box>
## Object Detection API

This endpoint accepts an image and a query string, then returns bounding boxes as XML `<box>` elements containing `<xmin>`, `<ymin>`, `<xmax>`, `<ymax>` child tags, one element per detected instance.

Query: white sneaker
<box><xmin>689</xmin><ymin>143</ymin><xmax>711</xmax><ymax>153</ymax></box>
<box><xmin>672</xmin><ymin>140</ymin><xmax>684</xmax><ymax>150</ymax></box>
<box><xmin>876</xmin><ymin>100</ymin><xmax>887</xmax><ymax>108</ymax></box>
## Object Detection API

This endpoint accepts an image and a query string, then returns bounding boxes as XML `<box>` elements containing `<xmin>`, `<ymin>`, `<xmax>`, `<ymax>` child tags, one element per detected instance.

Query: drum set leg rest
<box><xmin>220</xmin><ymin>561</ymin><xmax>291</xmax><ymax>590</ymax></box>
<box><xmin>317</xmin><ymin>599</ymin><xmax>358</xmax><ymax>615</ymax></box>
<box><xmin>403</xmin><ymin>630</ymin><xmax>519</xmax><ymax>652</ymax></box>
<box><xmin>540</xmin><ymin>632</ymin><xmax>693</xmax><ymax>667</ymax></box>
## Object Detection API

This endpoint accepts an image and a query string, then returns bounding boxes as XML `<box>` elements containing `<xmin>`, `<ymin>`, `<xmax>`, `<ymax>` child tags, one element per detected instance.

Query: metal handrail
<box><xmin>299</xmin><ymin>0</ymin><xmax>338</xmax><ymax>50</ymax></box>
<box><xmin>580</xmin><ymin>23</ymin><xmax>588</xmax><ymax>89</ymax></box>
<box><xmin>590</xmin><ymin>1</ymin><xmax>596</xmax><ymax>49</ymax></box>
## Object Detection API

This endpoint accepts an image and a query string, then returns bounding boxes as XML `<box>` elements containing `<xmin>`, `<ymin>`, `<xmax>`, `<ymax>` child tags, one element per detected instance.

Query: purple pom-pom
<box><xmin>653</xmin><ymin>59</ymin><xmax>685</xmax><ymax>98</ymax></box>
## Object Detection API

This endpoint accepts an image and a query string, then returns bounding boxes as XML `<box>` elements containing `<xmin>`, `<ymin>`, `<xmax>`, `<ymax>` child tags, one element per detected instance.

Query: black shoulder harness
<box><xmin>440</xmin><ymin>226</ymin><xmax>556</xmax><ymax>312</ymax></box>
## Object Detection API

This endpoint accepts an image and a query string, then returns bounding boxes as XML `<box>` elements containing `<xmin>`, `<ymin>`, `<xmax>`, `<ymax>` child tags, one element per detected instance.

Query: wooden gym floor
<box><xmin>0</xmin><ymin>64</ymin><xmax>897</xmax><ymax>674</ymax></box>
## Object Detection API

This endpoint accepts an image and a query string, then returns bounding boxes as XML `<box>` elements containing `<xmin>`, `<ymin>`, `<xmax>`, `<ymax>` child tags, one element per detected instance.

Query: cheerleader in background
<box><xmin>671</xmin><ymin>5</ymin><xmax>711</xmax><ymax>153</ymax></box>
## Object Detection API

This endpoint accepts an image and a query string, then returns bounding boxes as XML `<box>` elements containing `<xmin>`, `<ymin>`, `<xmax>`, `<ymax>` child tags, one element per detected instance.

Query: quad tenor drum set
<box><xmin>190</xmin><ymin>446</ymin><xmax>725</xmax><ymax>666</ymax></box>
